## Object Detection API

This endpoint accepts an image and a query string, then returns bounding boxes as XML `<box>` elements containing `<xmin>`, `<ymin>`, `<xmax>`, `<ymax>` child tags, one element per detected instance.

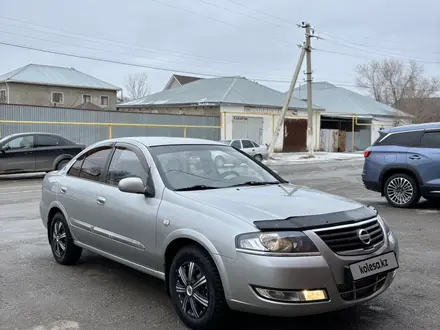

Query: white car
<box><xmin>214</xmin><ymin>139</ymin><xmax>269</xmax><ymax>167</ymax></box>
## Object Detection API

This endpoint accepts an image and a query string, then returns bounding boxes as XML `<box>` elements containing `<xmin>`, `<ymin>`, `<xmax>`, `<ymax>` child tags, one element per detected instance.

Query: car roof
<box><xmin>381</xmin><ymin>122</ymin><xmax>440</xmax><ymax>134</ymax></box>
<box><xmin>1</xmin><ymin>132</ymin><xmax>68</xmax><ymax>139</ymax></box>
<box><xmin>110</xmin><ymin>136</ymin><xmax>225</xmax><ymax>147</ymax></box>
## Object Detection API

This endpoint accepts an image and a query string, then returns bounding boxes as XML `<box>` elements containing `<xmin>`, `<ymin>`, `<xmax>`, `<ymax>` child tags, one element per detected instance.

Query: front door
<box><xmin>0</xmin><ymin>135</ymin><xmax>36</xmax><ymax>173</ymax></box>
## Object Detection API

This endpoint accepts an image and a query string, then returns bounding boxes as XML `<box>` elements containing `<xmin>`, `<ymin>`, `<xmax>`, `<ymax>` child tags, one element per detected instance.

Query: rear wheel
<box><xmin>169</xmin><ymin>245</ymin><xmax>229</xmax><ymax>329</ymax></box>
<box><xmin>55</xmin><ymin>159</ymin><xmax>70</xmax><ymax>171</ymax></box>
<box><xmin>384</xmin><ymin>173</ymin><xmax>420</xmax><ymax>208</ymax></box>
<box><xmin>49</xmin><ymin>212</ymin><xmax>82</xmax><ymax>265</ymax></box>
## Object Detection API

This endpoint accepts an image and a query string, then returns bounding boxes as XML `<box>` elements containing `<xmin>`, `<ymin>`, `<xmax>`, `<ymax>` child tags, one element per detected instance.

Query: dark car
<box><xmin>0</xmin><ymin>132</ymin><xmax>86</xmax><ymax>174</ymax></box>
<box><xmin>362</xmin><ymin>122</ymin><xmax>440</xmax><ymax>208</ymax></box>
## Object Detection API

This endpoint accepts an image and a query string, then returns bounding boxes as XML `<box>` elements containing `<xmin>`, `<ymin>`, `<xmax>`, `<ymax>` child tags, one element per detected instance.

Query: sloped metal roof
<box><xmin>119</xmin><ymin>76</ymin><xmax>323</xmax><ymax>110</ymax></box>
<box><xmin>0</xmin><ymin>64</ymin><xmax>121</xmax><ymax>90</ymax></box>
<box><xmin>292</xmin><ymin>82</ymin><xmax>401</xmax><ymax>117</ymax></box>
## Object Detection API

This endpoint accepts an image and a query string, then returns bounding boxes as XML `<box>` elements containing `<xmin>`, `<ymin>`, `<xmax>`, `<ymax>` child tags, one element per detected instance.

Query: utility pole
<box><xmin>304</xmin><ymin>22</ymin><xmax>315</xmax><ymax>157</ymax></box>
<box><xmin>268</xmin><ymin>22</ymin><xmax>318</xmax><ymax>156</ymax></box>
<box><xmin>268</xmin><ymin>45</ymin><xmax>306</xmax><ymax>155</ymax></box>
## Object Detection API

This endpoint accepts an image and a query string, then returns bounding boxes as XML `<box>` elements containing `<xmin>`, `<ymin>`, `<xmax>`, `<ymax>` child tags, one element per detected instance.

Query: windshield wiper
<box><xmin>230</xmin><ymin>181</ymin><xmax>280</xmax><ymax>187</ymax></box>
<box><xmin>175</xmin><ymin>185</ymin><xmax>220</xmax><ymax>191</ymax></box>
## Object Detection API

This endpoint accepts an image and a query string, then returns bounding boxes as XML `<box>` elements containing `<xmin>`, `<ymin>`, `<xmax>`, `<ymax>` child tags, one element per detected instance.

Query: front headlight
<box><xmin>236</xmin><ymin>231</ymin><xmax>319</xmax><ymax>255</ymax></box>
<box><xmin>377</xmin><ymin>215</ymin><xmax>391</xmax><ymax>234</ymax></box>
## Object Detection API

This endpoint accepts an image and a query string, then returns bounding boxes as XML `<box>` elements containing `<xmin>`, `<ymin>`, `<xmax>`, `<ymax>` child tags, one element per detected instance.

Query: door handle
<box><xmin>409</xmin><ymin>155</ymin><xmax>421</xmax><ymax>160</ymax></box>
<box><xmin>96</xmin><ymin>196</ymin><xmax>106</xmax><ymax>205</ymax></box>
<box><xmin>60</xmin><ymin>186</ymin><xmax>67</xmax><ymax>194</ymax></box>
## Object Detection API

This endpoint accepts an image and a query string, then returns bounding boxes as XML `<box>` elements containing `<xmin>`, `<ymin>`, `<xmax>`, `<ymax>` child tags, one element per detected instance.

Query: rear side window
<box><xmin>37</xmin><ymin>135</ymin><xmax>66</xmax><ymax>147</ymax></box>
<box><xmin>375</xmin><ymin>131</ymin><xmax>422</xmax><ymax>147</ymax></box>
<box><xmin>242</xmin><ymin>140</ymin><xmax>254</xmax><ymax>148</ymax></box>
<box><xmin>230</xmin><ymin>140</ymin><xmax>242</xmax><ymax>149</ymax></box>
<box><xmin>76</xmin><ymin>147</ymin><xmax>112</xmax><ymax>182</ymax></box>
<box><xmin>420</xmin><ymin>132</ymin><xmax>440</xmax><ymax>148</ymax></box>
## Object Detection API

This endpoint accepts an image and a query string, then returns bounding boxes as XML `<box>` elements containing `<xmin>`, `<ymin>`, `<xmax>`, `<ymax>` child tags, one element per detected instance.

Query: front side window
<box><xmin>150</xmin><ymin>144</ymin><xmax>280</xmax><ymax>191</ymax></box>
<box><xmin>106</xmin><ymin>146</ymin><xmax>148</xmax><ymax>186</ymax></box>
<box><xmin>420</xmin><ymin>132</ymin><xmax>440</xmax><ymax>149</ymax></box>
<box><xmin>77</xmin><ymin>147</ymin><xmax>112</xmax><ymax>182</ymax></box>
<box><xmin>2</xmin><ymin>135</ymin><xmax>35</xmax><ymax>150</ymax></box>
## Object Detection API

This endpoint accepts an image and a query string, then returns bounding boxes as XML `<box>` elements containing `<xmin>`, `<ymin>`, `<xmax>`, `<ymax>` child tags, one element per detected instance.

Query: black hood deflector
<box><xmin>253</xmin><ymin>205</ymin><xmax>378</xmax><ymax>231</ymax></box>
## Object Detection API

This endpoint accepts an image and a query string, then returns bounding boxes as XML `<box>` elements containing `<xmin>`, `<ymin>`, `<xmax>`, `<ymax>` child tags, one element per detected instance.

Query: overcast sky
<box><xmin>0</xmin><ymin>0</ymin><xmax>439</xmax><ymax>96</ymax></box>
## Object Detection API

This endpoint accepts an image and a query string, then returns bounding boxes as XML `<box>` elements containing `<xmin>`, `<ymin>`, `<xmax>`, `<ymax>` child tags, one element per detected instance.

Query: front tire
<box><xmin>169</xmin><ymin>245</ymin><xmax>229</xmax><ymax>329</ymax></box>
<box><xmin>384</xmin><ymin>173</ymin><xmax>420</xmax><ymax>208</ymax></box>
<box><xmin>49</xmin><ymin>212</ymin><xmax>82</xmax><ymax>265</ymax></box>
<box><xmin>254</xmin><ymin>154</ymin><xmax>263</xmax><ymax>162</ymax></box>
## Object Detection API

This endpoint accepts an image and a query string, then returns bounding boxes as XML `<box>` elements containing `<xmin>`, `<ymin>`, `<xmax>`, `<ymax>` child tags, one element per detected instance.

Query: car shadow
<box><xmin>72</xmin><ymin>251</ymin><xmax>394</xmax><ymax>330</ymax></box>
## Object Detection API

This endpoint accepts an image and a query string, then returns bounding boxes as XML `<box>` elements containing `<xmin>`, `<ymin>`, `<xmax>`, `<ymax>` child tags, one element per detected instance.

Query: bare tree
<box><xmin>356</xmin><ymin>59</ymin><xmax>440</xmax><ymax>107</ymax></box>
<box><xmin>124</xmin><ymin>72</ymin><xmax>151</xmax><ymax>100</ymax></box>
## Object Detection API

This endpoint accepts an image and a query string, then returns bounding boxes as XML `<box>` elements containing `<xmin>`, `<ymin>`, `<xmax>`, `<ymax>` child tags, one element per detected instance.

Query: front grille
<box><xmin>314</xmin><ymin>219</ymin><xmax>384</xmax><ymax>255</ymax></box>
<box><xmin>338</xmin><ymin>273</ymin><xmax>388</xmax><ymax>301</ymax></box>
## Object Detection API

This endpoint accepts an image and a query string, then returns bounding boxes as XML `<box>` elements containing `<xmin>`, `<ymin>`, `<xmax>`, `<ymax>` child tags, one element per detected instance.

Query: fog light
<box><xmin>254</xmin><ymin>287</ymin><xmax>328</xmax><ymax>303</ymax></box>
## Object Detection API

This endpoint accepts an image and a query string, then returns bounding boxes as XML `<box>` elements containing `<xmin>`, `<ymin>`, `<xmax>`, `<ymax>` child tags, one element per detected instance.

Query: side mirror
<box><xmin>118</xmin><ymin>177</ymin><xmax>154</xmax><ymax>197</ymax></box>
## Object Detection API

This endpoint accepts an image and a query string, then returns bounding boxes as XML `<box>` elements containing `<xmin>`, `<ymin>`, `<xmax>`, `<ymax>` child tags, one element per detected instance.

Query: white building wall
<box><xmin>371</xmin><ymin>116</ymin><xmax>397</xmax><ymax>144</ymax></box>
<box><xmin>220</xmin><ymin>105</ymin><xmax>322</xmax><ymax>152</ymax></box>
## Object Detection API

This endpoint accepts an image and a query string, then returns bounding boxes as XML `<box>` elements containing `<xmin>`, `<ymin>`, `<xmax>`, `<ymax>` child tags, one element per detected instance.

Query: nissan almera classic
<box><xmin>39</xmin><ymin>137</ymin><xmax>399</xmax><ymax>330</ymax></box>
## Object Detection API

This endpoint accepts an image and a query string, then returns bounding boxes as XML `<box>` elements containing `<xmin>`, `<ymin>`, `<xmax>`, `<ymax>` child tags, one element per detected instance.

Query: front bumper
<box><xmin>221</xmin><ymin>231</ymin><xmax>399</xmax><ymax>317</ymax></box>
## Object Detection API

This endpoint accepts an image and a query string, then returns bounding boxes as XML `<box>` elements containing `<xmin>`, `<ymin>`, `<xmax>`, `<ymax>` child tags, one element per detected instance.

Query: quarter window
<box><xmin>420</xmin><ymin>132</ymin><xmax>440</xmax><ymax>149</ymax></box>
<box><xmin>67</xmin><ymin>157</ymin><xmax>84</xmax><ymax>177</ymax></box>
<box><xmin>77</xmin><ymin>147</ymin><xmax>112</xmax><ymax>182</ymax></box>
<box><xmin>377</xmin><ymin>131</ymin><xmax>422</xmax><ymax>147</ymax></box>
<box><xmin>106</xmin><ymin>146</ymin><xmax>148</xmax><ymax>186</ymax></box>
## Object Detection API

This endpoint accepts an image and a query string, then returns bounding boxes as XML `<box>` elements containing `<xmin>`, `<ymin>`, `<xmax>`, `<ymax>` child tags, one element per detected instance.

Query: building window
<box><xmin>51</xmin><ymin>92</ymin><xmax>63</xmax><ymax>104</ymax></box>
<box><xmin>0</xmin><ymin>89</ymin><xmax>6</xmax><ymax>103</ymax></box>
<box><xmin>100</xmin><ymin>96</ymin><xmax>109</xmax><ymax>106</ymax></box>
<box><xmin>83</xmin><ymin>94</ymin><xmax>91</xmax><ymax>103</ymax></box>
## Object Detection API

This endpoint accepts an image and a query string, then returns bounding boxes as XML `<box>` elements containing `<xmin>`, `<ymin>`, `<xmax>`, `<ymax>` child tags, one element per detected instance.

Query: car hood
<box><xmin>176</xmin><ymin>183</ymin><xmax>376</xmax><ymax>230</ymax></box>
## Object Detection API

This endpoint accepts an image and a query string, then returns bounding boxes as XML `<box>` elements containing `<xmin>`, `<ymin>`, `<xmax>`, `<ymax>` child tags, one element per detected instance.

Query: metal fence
<box><xmin>0</xmin><ymin>104</ymin><xmax>221</xmax><ymax>145</ymax></box>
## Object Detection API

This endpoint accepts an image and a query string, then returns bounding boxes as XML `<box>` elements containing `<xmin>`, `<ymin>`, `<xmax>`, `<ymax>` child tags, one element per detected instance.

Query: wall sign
<box><xmin>233</xmin><ymin>116</ymin><xmax>248</xmax><ymax>120</ymax></box>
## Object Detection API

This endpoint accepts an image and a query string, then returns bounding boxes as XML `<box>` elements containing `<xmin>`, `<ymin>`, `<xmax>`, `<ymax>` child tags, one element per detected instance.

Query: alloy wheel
<box><xmin>175</xmin><ymin>261</ymin><xmax>209</xmax><ymax>319</ymax></box>
<box><xmin>52</xmin><ymin>221</ymin><xmax>67</xmax><ymax>258</ymax></box>
<box><xmin>387</xmin><ymin>177</ymin><xmax>414</xmax><ymax>205</ymax></box>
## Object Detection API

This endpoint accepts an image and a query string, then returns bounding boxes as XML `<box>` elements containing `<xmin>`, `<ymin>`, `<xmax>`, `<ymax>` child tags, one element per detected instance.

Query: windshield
<box><xmin>149</xmin><ymin>144</ymin><xmax>280</xmax><ymax>191</ymax></box>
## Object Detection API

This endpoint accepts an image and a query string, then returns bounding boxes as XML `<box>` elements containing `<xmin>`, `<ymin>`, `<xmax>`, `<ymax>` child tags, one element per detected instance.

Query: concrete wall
<box><xmin>220</xmin><ymin>105</ymin><xmax>321</xmax><ymax>152</ymax></box>
<box><xmin>8</xmin><ymin>82</ymin><xmax>118</xmax><ymax>109</ymax></box>
<box><xmin>118</xmin><ymin>105</ymin><xmax>220</xmax><ymax>116</ymax></box>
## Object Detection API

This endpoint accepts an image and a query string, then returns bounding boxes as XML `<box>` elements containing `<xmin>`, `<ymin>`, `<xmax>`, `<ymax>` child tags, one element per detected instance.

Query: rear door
<box><xmin>34</xmin><ymin>134</ymin><xmax>69</xmax><ymax>171</ymax></box>
<box><xmin>57</xmin><ymin>144</ymin><xmax>114</xmax><ymax>245</ymax></box>
<box><xmin>0</xmin><ymin>135</ymin><xmax>36</xmax><ymax>173</ymax></box>
<box><xmin>407</xmin><ymin>130</ymin><xmax>440</xmax><ymax>189</ymax></box>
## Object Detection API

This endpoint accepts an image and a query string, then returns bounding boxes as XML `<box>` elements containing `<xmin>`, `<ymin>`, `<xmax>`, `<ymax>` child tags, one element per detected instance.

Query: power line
<box><xmin>223</xmin><ymin>0</ymin><xmax>294</xmax><ymax>25</ymax></box>
<box><xmin>0</xmin><ymin>16</ymin><xmax>288</xmax><ymax>70</ymax></box>
<box><xmin>0</xmin><ymin>39</ymin><xmax>363</xmax><ymax>88</ymax></box>
<box><xmin>149</xmin><ymin>0</ymin><xmax>292</xmax><ymax>45</ymax></box>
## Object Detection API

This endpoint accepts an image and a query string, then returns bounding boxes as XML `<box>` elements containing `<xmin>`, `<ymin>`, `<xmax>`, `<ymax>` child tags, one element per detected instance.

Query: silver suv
<box><xmin>40</xmin><ymin>137</ymin><xmax>399</xmax><ymax>329</ymax></box>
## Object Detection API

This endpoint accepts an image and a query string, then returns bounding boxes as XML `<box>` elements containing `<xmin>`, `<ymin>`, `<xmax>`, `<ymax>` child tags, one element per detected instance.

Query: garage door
<box><xmin>232</xmin><ymin>116</ymin><xmax>263</xmax><ymax>144</ymax></box>
<box><xmin>283</xmin><ymin>118</ymin><xmax>307</xmax><ymax>152</ymax></box>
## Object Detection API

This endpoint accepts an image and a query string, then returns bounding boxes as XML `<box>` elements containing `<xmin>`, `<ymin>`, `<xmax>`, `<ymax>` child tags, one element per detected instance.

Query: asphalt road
<box><xmin>0</xmin><ymin>160</ymin><xmax>439</xmax><ymax>330</ymax></box>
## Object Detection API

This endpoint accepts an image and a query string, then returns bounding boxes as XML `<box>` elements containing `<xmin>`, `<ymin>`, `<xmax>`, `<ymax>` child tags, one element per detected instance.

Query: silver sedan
<box><xmin>40</xmin><ymin>137</ymin><xmax>399</xmax><ymax>329</ymax></box>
